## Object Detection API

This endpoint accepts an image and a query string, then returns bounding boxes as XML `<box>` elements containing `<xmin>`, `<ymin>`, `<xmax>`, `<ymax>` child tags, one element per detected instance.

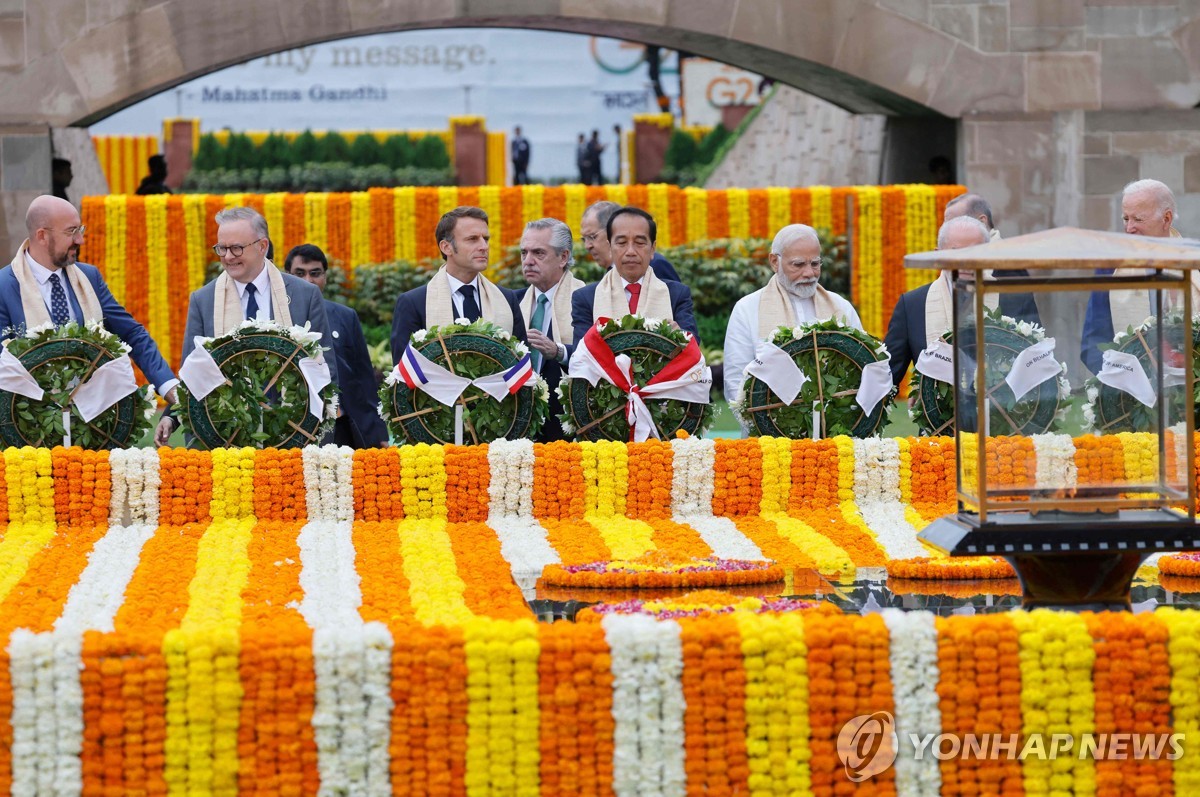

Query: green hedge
<box><xmin>191</xmin><ymin>130</ymin><xmax>450</xmax><ymax>171</ymax></box>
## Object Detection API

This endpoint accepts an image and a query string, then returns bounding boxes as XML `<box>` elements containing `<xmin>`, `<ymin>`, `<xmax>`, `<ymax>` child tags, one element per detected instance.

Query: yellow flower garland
<box><xmin>766</xmin><ymin>187</ymin><xmax>791</xmax><ymax>237</ymax></box>
<box><xmin>1161</xmin><ymin>608</ymin><xmax>1200</xmax><ymax>793</ymax></box>
<box><xmin>684</xmin><ymin>187</ymin><xmax>707</xmax><ymax>243</ymax></box>
<box><xmin>399</xmin><ymin>442</ymin><xmax>448</xmax><ymax>520</ymax></box>
<box><xmin>305</xmin><ymin>192</ymin><xmax>328</xmax><ymax>253</ymax></box>
<box><xmin>209</xmin><ymin>447</ymin><xmax>256</xmax><ymax>522</ymax></box>
<box><xmin>104</xmin><ymin>195</ymin><xmax>127</xmax><ymax>305</ymax></box>
<box><xmin>263</xmin><ymin>193</ymin><xmax>286</xmax><ymax>260</ymax></box>
<box><xmin>809</xmin><ymin>186</ymin><xmax>832</xmax><ymax>233</ymax></box>
<box><xmin>647</xmin><ymin>184</ymin><xmax>672</xmax><ymax>245</ymax></box>
<box><xmin>145</xmin><ymin>195</ymin><xmax>171</xmax><ymax>362</ymax></box>
<box><xmin>727</xmin><ymin>188</ymin><xmax>750</xmax><ymax>240</ymax></box>
<box><xmin>523</xmin><ymin>183</ymin><xmax>544</xmax><ymax>226</ymax></box>
<box><xmin>758</xmin><ymin>436</ymin><xmax>792</xmax><ymax>515</ymax></box>
<box><xmin>5</xmin><ymin>446</ymin><xmax>54</xmax><ymax>525</ymax></box>
<box><xmin>437</xmin><ymin>186</ymin><xmax>460</xmax><ymax>219</ymax></box>
<box><xmin>394</xmin><ymin>187</ymin><xmax>417</xmax><ymax>262</ymax></box>
<box><xmin>478</xmin><ymin>185</ymin><xmax>502</xmax><ymax>264</ymax></box>
<box><xmin>349</xmin><ymin>191</ymin><xmax>371</xmax><ymax>282</ymax></box>
<box><xmin>397</xmin><ymin>517</ymin><xmax>473</xmax><ymax>626</ymax></box>
<box><xmin>183</xmin><ymin>194</ymin><xmax>209</xmax><ymax>292</ymax></box>
<box><xmin>562</xmin><ymin>184</ymin><xmax>587</xmax><ymax>236</ymax></box>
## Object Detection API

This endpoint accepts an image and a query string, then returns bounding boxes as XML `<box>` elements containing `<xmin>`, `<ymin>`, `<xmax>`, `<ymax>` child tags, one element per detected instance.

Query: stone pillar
<box><xmin>0</xmin><ymin>126</ymin><xmax>52</xmax><ymax>260</ymax></box>
<box><xmin>163</xmin><ymin>120</ymin><xmax>197</xmax><ymax>191</ymax></box>
<box><xmin>453</xmin><ymin>120</ymin><xmax>486</xmax><ymax>187</ymax></box>
<box><xmin>633</xmin><ymin>119</ymin><xmax>671</xmax><ymax>184</ymax></box>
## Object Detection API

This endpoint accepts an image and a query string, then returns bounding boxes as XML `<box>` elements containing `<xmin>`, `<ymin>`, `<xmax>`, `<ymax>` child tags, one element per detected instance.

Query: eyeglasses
<box><xmin>582</xmin><ymin>232</ymin><xmax>603</xmax><ymax>244</ymax></box>
<box><xmin>212</xmin><ymin>239</ymin><xmax>264</xmax><ymax>257</ymax></box>
<box><xmin>52</xmin><ymin>225</ymin><xmax>86</xmax><ymax>238</ymax></box>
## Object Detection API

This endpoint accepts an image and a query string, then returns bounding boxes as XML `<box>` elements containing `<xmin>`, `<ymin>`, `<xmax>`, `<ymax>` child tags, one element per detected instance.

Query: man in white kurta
<box><xmin>723</xmin><ymin>224</ymin><xmax>862</xmax><ymax>404</ymax></box>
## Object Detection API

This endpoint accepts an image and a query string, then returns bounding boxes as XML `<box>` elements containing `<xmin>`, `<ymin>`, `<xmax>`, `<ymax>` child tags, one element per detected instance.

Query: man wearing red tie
<box><xmin>569</xmin><ymin>206</ymin><xmax>699</xmax><ymax>345</ymax></box>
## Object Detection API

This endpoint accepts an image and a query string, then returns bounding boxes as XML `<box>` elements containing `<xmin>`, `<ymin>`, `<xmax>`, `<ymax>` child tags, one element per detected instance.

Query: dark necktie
<box><xmin>245</xmin><ymin>283</ymin><xmax>259</xmax><ymax>321</ymax></box>
<box><xmin>626</xmin><ymin>282</ymin><xmax>641</xmax><ymax>313</ymax></box>
<box><xmin>530</xmin><ymin>292</ymin><xmax>550</xmax><ymax>372</ymax></box>
<box><xmin>458</xmin><ymin>284</ymin><xmax>481</xmax><ymax>322</ymax></box>
<box><xmin>49</xmin><ymin>273</ymin><xmax>70</xmax><ymax>326</ymax></box>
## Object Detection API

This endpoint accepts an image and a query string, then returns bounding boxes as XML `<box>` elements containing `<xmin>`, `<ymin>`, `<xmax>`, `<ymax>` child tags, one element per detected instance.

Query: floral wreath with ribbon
<box><xmin>1082</xmin><ymin>312</ymin><xmax>1197</xmax><ymax>433</ymax></box>
<box><xmin>380</xmin><ymin>318</ymin><xmax>548</xmax><ymax>445</ymax></box>
<box><xmin>731</xmin><ymin>318</ymin><xmax>896</xmax><ymax>439</ymax></box>
<box><xmin>910</xmin><ymin>307</ymin><xmax>1070</xmax><ymax>437</ymax></box>
<box><xmin>176</xmin><ymin>319</ymin><xmax>337</xmax><ymax>449</ymax></box>
<box><xmin>0</xmin><ymin>320</ymin><xmax>156</xmax><ymax>449</ymax></box>
<box><xmin>558</xmin><ymin>315</ymin><xmax>712</xmax><ymax>442</ymax></box>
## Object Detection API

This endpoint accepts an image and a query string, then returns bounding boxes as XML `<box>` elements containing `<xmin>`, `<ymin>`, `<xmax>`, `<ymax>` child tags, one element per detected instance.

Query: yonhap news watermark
<box><xmin>837</xmin><ymin>712</ymin><xmax>1185</xmax><ymax>783</ymax></box>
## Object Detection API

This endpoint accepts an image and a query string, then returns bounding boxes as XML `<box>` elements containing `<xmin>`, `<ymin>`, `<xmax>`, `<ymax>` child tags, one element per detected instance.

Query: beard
<box><xmin>785</xmin><ymin>276</ymin><xmax>818</xmax><ymax>299</ymax></box>
<box><xmin>49</xmin><ymin>242</ymin><xmax>78</xmax><ymax>269</ymax></box>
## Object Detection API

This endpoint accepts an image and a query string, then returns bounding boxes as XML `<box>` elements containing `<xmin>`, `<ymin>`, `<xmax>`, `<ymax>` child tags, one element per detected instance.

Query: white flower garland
<box><xmin>669</xmin><ymin>436</ymin><xmax>715</xmax><ymax>516</ymax></box>
<box><xmin>56</xmin><ymin>525</ymin><xmax>156</xmax><ymax>635</ymax></box>
<box><xmin>883</xmin><ymin>610</ymin><xmax>943</xmax><ymax>797</ymax></box>
<box><xmin>8</xmin><ymin>630</ymin><xmax>85</xmax><ymax>797</ymax></box>
<box><xmin>488</xmin><ymin>519</ymin><xmax>560</xmax><ymax>586</ymax></box>
<box><xmin>302</xmin><ymin>445</ymin><xmax>356</xmax><ymax>523</ymax></box>
<box><xmin>108</xmin><ymin>448</ymin><xmax>160</xmax><ymax>527</ymax></box>
<box><xmin>670</xmin><ymin>514</ymin><xmax>764</xmax><ymax>561</ymax></box>
<box><xmin>602</xmin><ymin>615</ymin><xmax>687</xmax><ymax>797</ymax></box>
<box><xmin>296</xmin><ymin>519</ymin><xmax>393</xmax><ymax>794</ymax></box>
<box><xmin>487</xmin><ymin>438</ymin><xmax>535</xmax><ymax>519</ymax></box>
<box><xmin>1030</xmin><ymin>433</ymin><xmax>1078</xmax><ymax>492</ymax></box>
<box><xmin>852</xmin><ymin>439</ymin><xmax>929</xmax><ymax>561</ymax></box>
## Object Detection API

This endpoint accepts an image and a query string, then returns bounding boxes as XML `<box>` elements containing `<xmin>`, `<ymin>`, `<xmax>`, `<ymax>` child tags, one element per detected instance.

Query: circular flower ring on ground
<box><xmin>1157</xmin><ymin>552</ymin><xmax>1200</xmax><ymax>578</ymax></box>
<box><xmin>179</xmin><ymin>322</ymin><xmax>336</xmax><ymax>449</ymax></box>
<box><xmin>1083</xmin><ymin>314</ymin><xmax>1198</xmax><ymax>434</ymax></box>
<box><xmin>911</xmin><ymin>309</ymin><xmax>1068</xmax><ymax>437</ymax></box>
<box><xmin>381</xmin><ymin>319</ymin><xmax>547</xmax><ymax>445</ymax></box>
<box><xmin>539</xmin><ymin>554</ymin><xmax>784</xmax><ymax>589</ymax></box>
<box><xmin>558</xmin><ymin>316</ymin><xmax>711</xmax><ymax>442</ymax></box>
<box><xmin>0</xmin><ymin>321</ymin><xmax>155</xmax><ymax>450</ymax></box>
<box><xmin>886</xmin><ymin>556</ymin><xmax>1017</xmax><ymax>580</ymax></box>
<box><xmin>735</xmin><ymin>318</ymin><xmax>895</xmax><ymax>438</ymax></box>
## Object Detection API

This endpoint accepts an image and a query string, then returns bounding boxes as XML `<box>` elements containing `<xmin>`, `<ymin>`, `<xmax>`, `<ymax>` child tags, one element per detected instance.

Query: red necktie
<box><xmin>626</xmin><ymin>283</ymin><xmax>641</xmax><ymax>313</ymax></box>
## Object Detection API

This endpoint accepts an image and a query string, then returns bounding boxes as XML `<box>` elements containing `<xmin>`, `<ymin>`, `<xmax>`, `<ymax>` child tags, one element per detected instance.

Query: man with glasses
<box><xmin>154</xmin><ymin>206</ymin><xmax>336</xmax><ymax>445</ymax></box>
<box><xmin>723</xmin><ymin>223</ymin><xmax>862</xmax><ymax>405</ymax></box>
<box><xmin>284</xmin><ymin>243</ymin><xmax>388</xmax><ymax>449</ymax></box>
<box><xmin>580</xmin><ymin>201</ymin><xmax>681</xmax><ymax>282</ymax></box>
<box><xmin>0</xmin><ymin>193</ymin><xmax>179</xmax><ymax>402</ymax></box>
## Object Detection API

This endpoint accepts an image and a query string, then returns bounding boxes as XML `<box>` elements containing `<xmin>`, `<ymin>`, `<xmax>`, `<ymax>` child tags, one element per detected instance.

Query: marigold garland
<box><xmin>540</xmin><ymin>555</ymin><xmax>783</xmax><ymax>589</ymax></box>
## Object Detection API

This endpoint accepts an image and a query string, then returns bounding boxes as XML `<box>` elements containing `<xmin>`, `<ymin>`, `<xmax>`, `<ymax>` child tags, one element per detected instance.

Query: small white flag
<box><xmin>0</xmin><ymin>347</ymin><xmax>43</xmax><ymax>401</ymax></box>
<box><xmin>743</xmin><ymin>341</ymin><xmax>808</xmax><ymax>404</ymax></box>
<box><xmin>179</xmin><ymin>338</ymin><xmax>228</xmax><ymax>400</ymax></box>
<box><xmin>298</xmin><ymin>357</ymin><xmax>331</xmax><ymax>420</ymax></box>
<box><xmin>1097</xmin><ymin>349</ymin><xmax>1157</xmax><ymax>408</ymax></box>
<box><xmin>915</xmin><ymin>339</ymin><xmax>955</xmax><ymax>384</ymax></box>
<box><xmin>73</xmin><ymin>355</ymin><xmax>138</xmax><ymax>422</ymax></box>
<box><xmin>856</xmin><ymin>360</ymin><xmax>895</xmax><ymax>415</ymax></box>
<box><xmin>1004</xmin><ymin>338</ymin><xmax>1060</xmax><ymax>401</ymax></box>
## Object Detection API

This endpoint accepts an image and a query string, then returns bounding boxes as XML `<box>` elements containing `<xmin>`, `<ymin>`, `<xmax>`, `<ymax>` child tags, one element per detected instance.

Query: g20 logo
<box><xmin>836</xmin><ymin>711</ymin><xmax>898</xmax><ymax>782</ymax></box>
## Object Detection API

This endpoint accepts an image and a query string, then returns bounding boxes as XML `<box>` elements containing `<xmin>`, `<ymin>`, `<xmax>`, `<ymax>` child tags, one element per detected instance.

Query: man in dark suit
<box><xmin>581</xmin><ymin>201</ymin><xmax>681</xmax><ymax>283</ymax></box>
<box><xmin>285</xmin><ymin>244</ymin><xmax>388</xmax><ymax>449</ymax></box>
<box><xmin>571</xmin><ymin>206</ymin><xmax>699</xmax><ymax>344</ymax></box>
<box><xmin>154</xmin><ymin>206</ymin><xmax>337</xmax><ymax>445</ymax></box>
<box><xmin>2</xmin><ymin>194</ymin><xmax>178</xmax><ymax>400</ymax></box>
<box><xmin>518</xmin><ymin>218</ymin><xmax>586</xmax><ymax>442</ymax></box>
<box><xmin>390</xmin><ymin>206</ymin><xmax>526</xmax><ymax>364</ymax></box>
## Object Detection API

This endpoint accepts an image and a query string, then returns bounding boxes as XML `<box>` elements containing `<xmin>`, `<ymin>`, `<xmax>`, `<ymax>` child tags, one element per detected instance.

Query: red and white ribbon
<box><xmin>568</xmin><ymin>319</ymin><xmax>711</xmax><ymax>442</ymax></box>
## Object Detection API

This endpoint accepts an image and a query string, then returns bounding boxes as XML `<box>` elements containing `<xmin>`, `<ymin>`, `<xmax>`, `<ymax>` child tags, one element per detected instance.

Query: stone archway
<box><xmin>3</xmin><ymin>0</ymin><xmax>1200</xmax><ymax>251</ymax></box>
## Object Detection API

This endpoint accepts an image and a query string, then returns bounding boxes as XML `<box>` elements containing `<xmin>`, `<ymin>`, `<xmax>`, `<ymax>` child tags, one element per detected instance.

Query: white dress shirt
<box><xmin>722</xmin><ymin>286</ymin><xmax>863</xmax><ymax>405</ymax></box>
<box><xmin>445</xmin><ymin>272</ymin><xmax>482</xmax><ymax>320</ymax></box>
<box><xmin>235</xmin><ymin>266</ymin><xmax>274</xmax><ymax>322</ymax></box>
<box><xmin>26</xmin><ymin>254</ymin><xmax>79</xmax><ymax>325</ymax></box>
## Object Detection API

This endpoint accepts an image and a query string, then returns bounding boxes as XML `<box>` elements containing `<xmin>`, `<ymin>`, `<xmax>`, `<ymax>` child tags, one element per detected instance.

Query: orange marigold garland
<box><xmin>158</xmin><ymin>448</ymin><xmax>213</xmax><ymax>525</ymax></box>
<box><xmin>625</xmin><ymin>440</ymin><xmax>673</xmax><ymax>520</ymax></box>
<box><xmin>252</xmin><ymin>448</ymin><xmax>307</xmax><ymax>522</ymax></box>
<box><xmin>1158</xmin><ymin>553</ymin><xmax>1200</xmax><ymax>577</ymax></box>
<box><xmin>680</xmin><ymin>614</ymin><xmax>749</xmax><ymax>796</ymax></box>
<box><xmin>542</xmin><ymin>519</ymin><xmax>611</xmax><ymax>565</ymax></box>
<box><xmin>444</xmin><ymin>445</ymin><xmax>490</xmax><ymax>523</ymax></box>
<box><xmin>887</xmin><ymin>556</ymin><xmax>1016</xmax><ymax>580</ymax></box>
<box><xmin>730</xmin><ymin>516</ymin><xmax>820</xmax><ymax>570</ymax></box>
<box><xmin>533</xmin><ymin>442</ymin><xmax>586</xmax><ymax>520</ymax></box>
<box><xmin>443</xmin><ymin>522</ymin><xmax>529</xmax><ymax>620</ymax></box>
<box><xmin>353</xmin><ymin>520</ymin><xmax>418</xmax><ymax>626</ymax></box>
<box><xmin>352</xmin><ymin>448</ymin><xmax>405</xmax><ymax>522</ymax></box>
<box><xmin>540</xmin><ymin>554</ymin><xmax>783</xmax><ymax>589</ymax></box>
<box><xmin>52</xmin><ymin>447</ymin><xmax>110</xmax><ymax>528</ymax></box>
<box><xmin>712</xmin><ymin>439</ymin><xmax>763</xmax><ymax>517</ymax></box>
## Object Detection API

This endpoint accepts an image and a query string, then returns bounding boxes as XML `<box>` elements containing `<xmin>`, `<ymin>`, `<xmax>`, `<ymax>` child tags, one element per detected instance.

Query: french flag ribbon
<box><xmin>568</xmin><ymin>318</ymin><xmax>711</xmax><ymax>441</ymax></box>
<box><xmin>390</xmin><ymin>344</ymin><xmax>537</xmax><ymax>406</ymax></box>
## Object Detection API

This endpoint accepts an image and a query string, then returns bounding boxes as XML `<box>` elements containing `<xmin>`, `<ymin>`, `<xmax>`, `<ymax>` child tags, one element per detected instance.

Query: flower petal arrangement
<box><xmin>381</xmin><ymin>318</ymin><xmax>548</xmax><ymax>445</ymax></box>
<box><xmin>539</xmin><ymin>554</ymin><xmax>786</xmax><ymax>589</ymax></box>
<box><xmin>734</xmin><ymin>318</ymin><xmax>896</xmax><ymax>438</ymax></box>
<box><xmin>176</xmin><ymin>319</ymin><xmax>337</xmax><ymax>449</ymax></box>
<box><xmin>557</xmin><ymin>315</ymin><xmax>712</xmax><ymax>441</ymax></box>
<box><xmin>0</xmin><ymin>320</ymin><xmax>155</xmax><ymax>450</ymax></box>
<box><xmin>911</xmin><ymin>307</ymin><xmax>1070</xmax><ymax>437</ymax></box>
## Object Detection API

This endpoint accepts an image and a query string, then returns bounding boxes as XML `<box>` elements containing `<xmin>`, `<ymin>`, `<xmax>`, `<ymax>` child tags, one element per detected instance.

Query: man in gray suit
<box><xmin>154</xmin><ymin>206</ymin><xmax>337</xmax><ymax>445</ymax></box>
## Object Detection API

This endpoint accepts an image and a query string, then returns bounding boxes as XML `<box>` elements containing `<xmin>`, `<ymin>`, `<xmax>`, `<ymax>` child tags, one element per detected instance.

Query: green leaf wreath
<box><xmin>0</xmin><ymin>320</ymin><xmax>156</xmax><ymax>449</ymax></box>
<box><xmin>177</xmin><ymin>320</ymin><xmax>337</xmax><ymax>449</ymax></box>
<box><xmin>557</xmin><ymin>315</ymin><xmax>712</xmax><ymax>442</ymax></box>
<box><xmin>1083</xmin><ymin>313</ymin><xmax>1198</xmax><ymax>434</ymax></box>
<box><xmin>910</xmin><ymin>307</ymin><xmax>1070</xmax><ymax>437</ymax></box>
<box><xmin>380</xmin><ymin>318</ymin><xmax>548</xmax><ymax>445</ymax></box>
<box><xmin>732</xmin><ymin>318</ymin><xmax>895</xmax><ymax>438</ymax></box>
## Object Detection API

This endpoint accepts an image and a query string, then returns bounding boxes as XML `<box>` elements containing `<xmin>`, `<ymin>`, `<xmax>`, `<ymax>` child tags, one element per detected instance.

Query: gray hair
<box><xmin>215</xmin><ymin>206</ymin><xmax>269</xmax><ymax>239</ymax></box>
<box><xmin>937</xmin><ymin>215</ymin><xmax>989</xmax><ymax>249</ymax></box>
<box><xmin>1123</xmin><ymin>179</ymin><xmax>1177</xmax><ymax>217</ymax></box>
<box><xmin>582</xmin><ymin>200</ymin><xmax>621</xmax><ymax>227</ymax></box>
<box><xmin>524</xmin><ymin>217</ymin><xmax>575</xmax><ymax>267</ymax></box>
<box><xmin>770</xmin><ymin>223</ymin><xmax>820</xmax><ymax>256</ymax></box>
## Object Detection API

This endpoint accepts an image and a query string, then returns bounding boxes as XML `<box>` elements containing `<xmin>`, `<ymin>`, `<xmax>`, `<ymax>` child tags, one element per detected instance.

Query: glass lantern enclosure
<box><xmin>904</xmin><ymin>228</ymin><xmax>1200</xmax><ymax>608</ymax></box>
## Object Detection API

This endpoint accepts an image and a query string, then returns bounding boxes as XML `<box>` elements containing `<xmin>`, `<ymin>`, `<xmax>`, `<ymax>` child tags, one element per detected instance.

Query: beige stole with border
<box><xmin>519</xmin><ymin>269</ymin><xmax>585</xmax><ymax>345</ymax></box>
<box><xmin>592</xmin><ymin>266</ymin><xmax>673</xmax><ymax>323</ymax></box>
<box><xmin>213</xmin><ymin>262</ymin><xmax>292</xmax><ymax>336</ymax></box>
<box><xmin>10</xmin><ymin>240</ymin><xmax>104</xmax><ymax>327</ymax></box>
<box><xmin>426</xmin><ymin>266</ymin><xmax>514</xmax><ymax>331</ymax></box>
<box><xmin>755</xmin><ymin>275</ymin><xmax>842</xmax><ymax>339</ymax></box>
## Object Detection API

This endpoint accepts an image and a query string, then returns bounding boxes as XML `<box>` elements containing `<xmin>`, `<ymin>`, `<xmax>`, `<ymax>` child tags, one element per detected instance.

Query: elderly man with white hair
<box><xmin>1080</xmin><ymin>178</ymin><xmax>1184</xmax><ymax>374</ymax></box>
<box><xmin>722</xmin><ymin>223</ymin><xmax>862</xmax><ymax>404</ymax></box>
